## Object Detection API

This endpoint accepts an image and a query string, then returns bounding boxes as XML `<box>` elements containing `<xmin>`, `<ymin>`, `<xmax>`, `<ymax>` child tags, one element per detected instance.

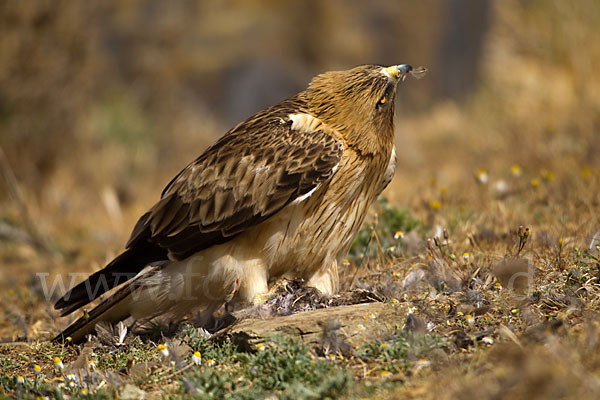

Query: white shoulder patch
<box><xmin>288</xmin><ymin>113</ymin><xmax>323</xmax><ymax>134</ymax></box>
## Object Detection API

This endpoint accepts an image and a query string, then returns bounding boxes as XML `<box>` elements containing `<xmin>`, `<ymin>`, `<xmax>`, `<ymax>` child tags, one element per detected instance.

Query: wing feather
<box><xmin>128</xmin><ymin>101</ymin><xmax>343</xmax><ymax>260</ymax></box>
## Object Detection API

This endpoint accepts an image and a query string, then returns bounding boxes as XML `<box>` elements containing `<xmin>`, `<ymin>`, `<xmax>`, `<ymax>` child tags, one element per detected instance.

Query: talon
<box><xmin>252</xmin><ymin>279</ymin><xmax>288</xmax><ymax>305</ymax></box>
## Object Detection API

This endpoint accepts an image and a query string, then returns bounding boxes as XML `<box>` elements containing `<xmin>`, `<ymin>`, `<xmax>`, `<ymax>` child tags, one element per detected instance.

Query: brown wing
<box><xmin>127</xmin><ymin>107</ymin><xmax>343</xmax><ymax>260</ymax></box>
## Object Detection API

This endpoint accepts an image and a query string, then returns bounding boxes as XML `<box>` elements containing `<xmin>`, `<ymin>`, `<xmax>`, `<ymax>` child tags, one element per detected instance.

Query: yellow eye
<box><xmin>380</xmin><ymin>96</ymin><xmax>387</xmax><ymax>104</ymax></box>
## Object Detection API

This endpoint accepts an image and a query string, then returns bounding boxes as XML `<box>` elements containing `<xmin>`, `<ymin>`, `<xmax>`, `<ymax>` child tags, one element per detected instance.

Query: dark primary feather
<box><xmin>54</xmin><ymin>238</ymin><xmax>167</xmax><ymax>317</ymax></box>
<box><xmin>54</xmin><ymin>95</ymin><xmax>343</xmax><ymax>315</ymax></box>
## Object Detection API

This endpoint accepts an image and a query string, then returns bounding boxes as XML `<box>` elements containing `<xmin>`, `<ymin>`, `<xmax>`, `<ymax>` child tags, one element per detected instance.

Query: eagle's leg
<box><xmin>306</xmin><ymin>259</ymin><xmax>339</xmax><ymax>296</ymax></box>
<box><xmin>230</xmin><ymin>259</ymin><xmax>269</xmax><ymax>308</ymax></box>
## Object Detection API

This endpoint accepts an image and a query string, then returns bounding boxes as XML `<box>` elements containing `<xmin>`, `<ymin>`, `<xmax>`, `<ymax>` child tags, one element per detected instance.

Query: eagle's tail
<box><xmin>52</xmin><ymin>266</ymin><xmax>162</xmax><ymax>343</ymax></box>
<box><xmin>54</xmin><ymin>240</ymin><xmax>168</xmax><ymax>317</ymax></box>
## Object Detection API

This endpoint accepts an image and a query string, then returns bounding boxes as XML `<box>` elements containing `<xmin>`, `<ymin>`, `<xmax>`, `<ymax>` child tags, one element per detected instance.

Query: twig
<box><xmin>161</xmin><ymin>362</ymin><xmax>194</xmax><ymax>382</ymax></box>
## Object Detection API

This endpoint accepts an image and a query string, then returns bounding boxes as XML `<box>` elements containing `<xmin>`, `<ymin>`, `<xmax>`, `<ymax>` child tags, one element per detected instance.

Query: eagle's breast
<box><xmin>257</xmin><ymin>115</ymin><xmax>393</xmax><ymax>281</ymax></box>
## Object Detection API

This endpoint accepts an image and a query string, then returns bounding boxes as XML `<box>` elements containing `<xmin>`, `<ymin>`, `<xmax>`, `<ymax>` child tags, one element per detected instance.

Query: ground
<box><xmin>1</xmin><ymin>161</ymin><xmax>599</xmax><ymax>399</ymax></box>
<box><xmin>1</xmin><ymin>2</ymin><xmax>600</xmax><ymax>398</ymax></box>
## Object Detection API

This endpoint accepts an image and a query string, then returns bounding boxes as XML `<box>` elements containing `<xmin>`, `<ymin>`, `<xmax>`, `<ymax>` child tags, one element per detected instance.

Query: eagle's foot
<box><xmin>252</xmin><ymin>278</ymin><xmax>289</xmax><ymax>305</ymax></box>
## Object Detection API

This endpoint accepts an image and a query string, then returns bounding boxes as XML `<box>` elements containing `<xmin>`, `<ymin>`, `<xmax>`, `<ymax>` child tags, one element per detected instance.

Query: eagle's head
<box><xmin>306</xmin><ymin>64</ymin><xmax>414</xmax><ymax>154</ymax></box>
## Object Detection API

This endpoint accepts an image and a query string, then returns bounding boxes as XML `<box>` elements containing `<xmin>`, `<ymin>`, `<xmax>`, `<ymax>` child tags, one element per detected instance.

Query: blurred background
<box><xmin>0</xmin><ymin>0</ymin><xmax>598</xmax><ymax>289</ymax></box>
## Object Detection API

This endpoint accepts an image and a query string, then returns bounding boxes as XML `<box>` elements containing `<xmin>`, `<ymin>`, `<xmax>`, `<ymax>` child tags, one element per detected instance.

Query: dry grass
<box><xmin>1</xmin><ymin>1</ymin><xmax>600</xmax><ymax>399</ymax></box>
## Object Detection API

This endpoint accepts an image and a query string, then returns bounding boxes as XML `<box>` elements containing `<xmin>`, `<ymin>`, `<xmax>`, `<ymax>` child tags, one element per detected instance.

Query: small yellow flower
<box><xmin>541</xmin><ymin>170</ymin><xmax>554</xmax><ymax>181</ymax></box>
<box><xmin>380</xmin><ymin>343</ymin><xmax>388</xmax><ymax>350</ymax></box>
<box><xmin>17</xmin><ymin>376</ymin><xmax>24</xmax><ymax>384</ymax></box>
<box><xmin>206</xmin><ymin>359</ymin><xmax>216</xmax><ymax>367</ymax></box>
<box><xmin>342</xmin><ymin>259</ymin><xmax>350</xmax><ymax>266</ymax></box>
<box><xmin>81</xmin><ymin>388</ymin><xmax>89</xmax><ymax>394</ymax></box>
<box><xmin>394</xmin><ymin>231</ymin><xmax>404</xmax><ymax>240</ymax></box>
<box><xmin>476</xmin><ymin>168</ymin><xmax>489</xmax><ymax>184</ymax></box>
<box><xmin>380</xmin><ymin>370</ymin><xmax>392</xmax><ymax>378</ymax></box>
<box><xmin>581</xmin><ymin>167</ymin><xmax>592</xmax><ymax>180</ymax></box>
<box><xmin>327</xmin><ymin>353</ymin><xmax>336</xmax><ymax>361</ymax></box>
<box><xmin>429</xmin><ymin>200</ymin><xmax>442</xmax><ymax>210</ymax></box>
<box><xmin>387</xmin><ymin>245</ymin><xmax>396</xmax><ymax>253</ymax></box>
<box><xmin>158</xmin><ymin>344</ymin><xmax>169</xmax><ymax>357</ymax></box>
<box><xmin>558</xmin><ymin>237</ymin><xmax>564</xmax><ymax>246</ymax></box>
<box><xmin>482</xmin><ymin>336</ymin><xmax>494</xmax><ymax>344</ymax></box>
<box><xmin>511</xmin><ymin>308</ymin><xmax>519</xmax><ymax>315</ymax></box>
<box><xmin>392</xmin><ymin>271</ymin><xmax>400</xmax><ymax>277</ymax></box>
<box><xmin>457</xmin><ymin>311</ymin><xmax>464</xmax><ymax>316</ymax></box>
<box><xmin>416</xmin><ymin>359</ymin><xmax>431</xmax><ymax>367</ymax></box>
<box><xmin>511</xmin><ymin>164</ymin><xmax>522</xmax><ymax>177</ymax></box>
<box><xmin>462</xmin><ymin>252</ymin><xmax>470</xmax><ymax>260</ymax></box>
<box><xmin>256</xmin><ymin>343</ymin><xmax>266</xmax><ymax>352</ymax></box>
<box><xmin>531</xmin><ymin>178</ymin><xmax>540</xmax><ymax>188</ymax></box>
<box><xmin>66</xmin><ymin>373</ymin><xmax>76</xmax><ymax>381</ymax></box>
<box><xmin>192</xmin><ymin>351</ymin><xmax>202</xmax><ymax>365</ymax></box>
<box><xmin>87</xmin><ymin>360</ymin><xmax>96</xmax><ymax>370</ymax></box>
<box><xmin>465</xmin><ymin>315</ymin><xmax>475</xmax><ymax>324</ymax></box>
<box><xmin>53</xmin><ymin>357</ymin><xmax>64</xmax><ymax>370</ymax></box>
<box><xmin>494</xmin><ymin>282</ymin><xmax>502</xmax><ymax>290</ymax></box>
<box><xmin>34</xmin><ymin>364</ymin><xmax>42</xmax><ymax>374</ymax></box>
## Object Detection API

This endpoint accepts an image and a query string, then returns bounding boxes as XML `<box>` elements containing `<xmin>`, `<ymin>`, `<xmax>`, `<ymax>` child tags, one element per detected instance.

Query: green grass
<box><xmin>349</xmin><ymin>197</ymin><xmax>422</xmax><ymax>260</ymax></box>
<box><xmin>177</xmin><ymin>334</ymin><xmax>352</xmax><ymax>399</ymax></box>
<box><xmin>359</xmin><ymin>331</ymin><xmax>446</xmax><ymax>373</ymax></box>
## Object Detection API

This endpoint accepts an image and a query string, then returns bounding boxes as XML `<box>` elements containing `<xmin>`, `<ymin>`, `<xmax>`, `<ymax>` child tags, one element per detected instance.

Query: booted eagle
<box><xmin>54</xmin><ymin>64</ymin><xmax>415</xmax><ymax>342</ymax></box>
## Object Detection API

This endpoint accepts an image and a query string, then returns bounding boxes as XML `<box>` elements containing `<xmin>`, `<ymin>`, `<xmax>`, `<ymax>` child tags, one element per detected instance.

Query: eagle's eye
<box><xmin>376</xmin><ymin>85</ymin><xmax>394</xmax><ymax>109</ymax></box>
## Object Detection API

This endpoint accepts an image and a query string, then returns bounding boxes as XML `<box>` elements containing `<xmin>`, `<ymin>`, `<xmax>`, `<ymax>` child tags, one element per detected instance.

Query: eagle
<box><xmin>53</xmin><ymin>64</ymin><xmax>415</xmax><ymax>342</ymax></box>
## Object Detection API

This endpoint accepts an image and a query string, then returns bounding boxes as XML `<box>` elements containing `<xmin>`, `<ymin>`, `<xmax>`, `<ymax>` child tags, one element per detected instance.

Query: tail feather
<box><xmin>53</xmin><ymin>266</ymin><xmax>163</xmax><ymax>343</ymax></box>
<box><xmin>54</xmin><ymin>241</ymin><xmax>168</xmax><ymax>316</ymax></box>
